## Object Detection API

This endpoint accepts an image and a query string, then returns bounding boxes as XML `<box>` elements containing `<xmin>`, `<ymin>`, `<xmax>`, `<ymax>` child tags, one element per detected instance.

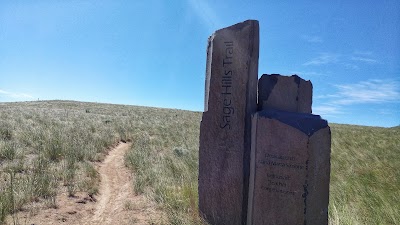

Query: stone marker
<box><xmin>247</xmin><ymin>109</ymin><xmax>331</xmax><ymax>225</ymax></box>
<box><xmin>199</xmin><ymin>20</ymin><xmax>259</xmax><ymax>225</ymax></box>
<box><xmin>258</xmin><ymin>74</ymin><xmax>312</xmax><ymax>113</ymax></box>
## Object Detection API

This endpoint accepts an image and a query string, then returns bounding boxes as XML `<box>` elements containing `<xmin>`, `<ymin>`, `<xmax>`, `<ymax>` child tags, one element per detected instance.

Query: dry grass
<box><xmin>328</xmin><ymin>124</ymin><xmax>399</xmax><ymax>225</ymax></box>
<box><xmin>0</xmin><ymin>101</ymin><xmax>155</xmax><ymax>222</ymax></box>
<box><xmin>1</xmin><ymin>100</ymin><xmax>399</xmax><ymax>224</ymax></box>
<box><xmin>124</xmin><ymin>111</ymin><xmax>204</xmax><ymax>224</ymax></box>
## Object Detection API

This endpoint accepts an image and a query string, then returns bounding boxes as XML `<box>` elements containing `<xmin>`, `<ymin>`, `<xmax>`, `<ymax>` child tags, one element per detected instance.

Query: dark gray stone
<box><xmin>258</xmin><ymin>74</ymin><xmax>312</xmax><ymax>113</ymax></box>
<box><xmin>199</xmin><ymin>20</ymin><xmax>259</xmax><ymax>225</ymax></box>
<box><xmin>247</xmin><ymin>110</ymin><xmax>331</xmax><ymax>225</ymax></box>
<box><xmin>257</xmin><ymin>109</ymin><xmax>327</xmax><ymax>136</ymax></box>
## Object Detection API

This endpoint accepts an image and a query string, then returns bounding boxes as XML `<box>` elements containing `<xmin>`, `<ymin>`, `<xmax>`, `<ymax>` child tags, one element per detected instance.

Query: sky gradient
<box><xmin>1</xmin><ymin>1</ymin><xmax>399</xmax><ymax>127</ymax></box>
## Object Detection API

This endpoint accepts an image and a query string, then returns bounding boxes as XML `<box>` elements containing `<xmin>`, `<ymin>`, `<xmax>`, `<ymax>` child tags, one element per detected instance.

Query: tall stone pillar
<box><xmin>198</xmin><ymin>20</ymin><xmax>259</xmax><ymax>225</ymax></box>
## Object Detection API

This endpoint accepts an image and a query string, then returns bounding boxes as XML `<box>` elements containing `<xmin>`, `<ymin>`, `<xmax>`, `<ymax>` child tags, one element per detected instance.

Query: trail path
<box><xmin>84</xmin><ymin>141</ymin><xmax>154</xmax><ymax>225</ymax></box>
<box><xmin>10</xmin><ymin>142</ymin><xmax>160</xmax><ymax>225</ymax></box>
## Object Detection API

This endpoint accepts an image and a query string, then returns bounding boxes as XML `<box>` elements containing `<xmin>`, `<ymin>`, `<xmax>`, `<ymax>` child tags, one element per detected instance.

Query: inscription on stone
<box><xmin>247</xmin><ymin>110</ymin><xmax>330</xmax><ymax>225</ymax></box>
<box><xmin>260</xmin><ymin>153</ymin><xmax>305</xmax><ymax>196</ymax></box>
<box><xmin>219</xmin><ymin>41</ymin><xmax>234</xmax><ymax>130</ymax></box>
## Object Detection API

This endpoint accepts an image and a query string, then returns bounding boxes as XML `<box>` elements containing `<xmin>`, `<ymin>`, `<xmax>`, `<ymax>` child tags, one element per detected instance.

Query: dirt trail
<box><xmin>84</xmin><ymin>141</ymin><xmax>158</xmax><ymax>225</ymax></box>
<box><xmin>85</xmin><ymin>141</ymin><xmax>146</xmax><ymax>225</ymax></box>
<box><xmin>9</xmin><ymin>142</ymin><xmax>160</xmax><ymax>225</ymax></box>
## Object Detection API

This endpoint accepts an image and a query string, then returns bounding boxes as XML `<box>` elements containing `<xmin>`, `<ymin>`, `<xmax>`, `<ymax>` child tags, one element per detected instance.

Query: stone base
<box><xmin>248</xmin><ymin>109</ymin><xmax>331</xmax><ymax>225</ymax></box>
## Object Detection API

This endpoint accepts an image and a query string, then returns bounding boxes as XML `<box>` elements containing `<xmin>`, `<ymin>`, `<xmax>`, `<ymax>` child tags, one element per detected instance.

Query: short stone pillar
<box><xmin>247</xmin><ymin>75</ymin><xmax>331</xmax><ymax>225</ymax></box>
<box><xmin>258</xmin><ymin>74</ymin><xmax>312</xmax><ymax>113</ymax></box>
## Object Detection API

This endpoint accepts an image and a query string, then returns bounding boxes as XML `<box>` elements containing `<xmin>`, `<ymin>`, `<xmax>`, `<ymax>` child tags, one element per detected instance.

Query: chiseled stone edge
<box><xmin>257</xmin><ymin>108</ymin><xmax>328</xmax><ymax>136</ymax></box>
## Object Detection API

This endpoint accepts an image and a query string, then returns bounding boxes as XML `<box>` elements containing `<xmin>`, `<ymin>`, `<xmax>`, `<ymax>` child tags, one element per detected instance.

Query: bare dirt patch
<box><xmin>7</xmin><ymin>142</ymin><xmax>161</xmax><ymax>225</ymax></box>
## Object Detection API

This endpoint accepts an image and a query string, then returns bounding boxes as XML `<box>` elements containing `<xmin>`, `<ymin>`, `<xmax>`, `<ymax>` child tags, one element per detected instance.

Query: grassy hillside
<box><xmin>329</xmin><ymin>124</ymin><xmax>399</xmax><ymax>224</ymax></box>
<box><xmin>0</xmin><ymin>101</ymin><xmax>399</xmax><ymax>224</ymax></box>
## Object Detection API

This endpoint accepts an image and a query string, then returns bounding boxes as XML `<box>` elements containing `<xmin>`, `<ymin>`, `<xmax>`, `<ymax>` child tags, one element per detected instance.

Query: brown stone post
<box><xmin>198</xmin><ymin>20</ymin><xmax>259</xmax><ymax>225</ymax></box>
<box><xmin>248</xmin><ymin>75</ymin><xmax>331</xmax><ymax>225</ymax></box>
<box><xmin>258</xmin><ymin>74</ymin><xmax>312</xmax><ymax>113</ymax></box>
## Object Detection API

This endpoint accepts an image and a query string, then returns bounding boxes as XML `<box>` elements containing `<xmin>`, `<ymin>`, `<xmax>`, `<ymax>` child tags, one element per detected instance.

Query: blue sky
<box><xmin>0</xmin><ymin>0</ymin><xmax>399</xmax><ymax>127</ymax></box>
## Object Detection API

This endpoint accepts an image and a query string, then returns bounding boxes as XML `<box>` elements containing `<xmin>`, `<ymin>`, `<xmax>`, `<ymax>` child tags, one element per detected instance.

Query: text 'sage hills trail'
<box><xmin>198</xmin><ymin>20</ymin><xmax>331</xmax><ymax>225</ymax></box>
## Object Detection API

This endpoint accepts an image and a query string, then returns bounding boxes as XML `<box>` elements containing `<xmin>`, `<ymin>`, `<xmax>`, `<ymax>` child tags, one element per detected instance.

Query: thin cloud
<box><xmin>301</xmin><ymin>35</ymin><xmax>323</xmax><ymax>43</ymax></box>
<box><xmin>351</xmin><ymin>56</ymin><xmax>378</xmax><ymax>64</ymax></box>
<box><xmin>352</xmin><ymin>50</ymin><xmax>378</xmax><ymax>63</ymax></box>
<box><xmin>313</xmin><ymin>105</ymin><xmax>344</xmax><ymax>116</ymax></box>
<box><xmin>187</xmin><ymin>0</ymin><xmax>222</xmax><ymax>30</ymax></box>
<box><xmin>303</xmin><ymin>53</ymin><xmax>339</xmax><ymax>66</ymax></box>
<box><xmin>314</xmin><ymin>94</ymin><xmax>341</xmax><ymax>99</ymax></box>
<box><xmin>291</xmin><ymin>71</ymin><xmax>325</xmax><ymax>77</ymax></box>
<box><xmin>376</xmin><ymin>108</ymin><xmax>400</xmax><ymax>115</ymax></box>
<box><xmin>303</xmin><ymin>51</ymin><xmax>379</xmax><ymax>68</ymax></box>
<box><xmin>329</xmin><ymin>79</ymin><xmax>400</xmax><ymax>105</ymax></box>
<box><xmin>342</xmin><ymin>62</ymin><xmax>360</xmax><ymax>70</ymax></box>
<box><xmin>313</xmin><ymin>79</ymin><xmax>400</xmax><ymax>118</ymax></box>
<box><xmin>0</xmin><ymin>89</ymin><xmax>34</xmax><ymax>100</ymax></box>
<box><xmin>333</xmin><ymin>80</ymin><xmax>400</xmax><ymax>105</ymax></box>
<box><xmin>353</xmin><ymin>50</ymin><xmax>373</xmax><ymax>56</ymax></box>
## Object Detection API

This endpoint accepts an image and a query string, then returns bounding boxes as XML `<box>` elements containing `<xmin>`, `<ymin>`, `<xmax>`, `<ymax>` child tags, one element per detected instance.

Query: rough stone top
<box><xmin>258</xmin><ymin>74</ymin><xmax>313</xmax><ymax>113</ymax></box>
<box><xmin>257</xmin><ymin>109</ymin><xmax>328</xmax><ymax>136</ymax></box>
<box><xmin>203</xmin><ymin>19</ymin><xmax>259</xmax><ymax>113</ymax></box>
<box><xmin>214</xmin><ymin>19</ymin><xmax>259</xmax><ymax>34</ymax></box>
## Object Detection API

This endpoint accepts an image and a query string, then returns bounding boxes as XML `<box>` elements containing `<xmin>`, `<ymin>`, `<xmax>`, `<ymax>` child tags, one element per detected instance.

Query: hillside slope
<box><xmin>0</xmin><ymin>100</ymin><xmax>399</xmax><ymax>224</ymax></box>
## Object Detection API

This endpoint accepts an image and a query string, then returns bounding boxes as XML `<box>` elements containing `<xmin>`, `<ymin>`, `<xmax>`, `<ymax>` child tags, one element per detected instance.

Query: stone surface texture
<box><xmin>248</xmin><ymin>110</ymin><xmax>331</xmax><ymax>225</ymax></box>
<box><xmin>199</xmin><ymin>20</ymin><xmax>259</xmax><ymax>225</ymax></box>
<box><xmin>258</xmin><ymin>74</ymin><xmax>312</xmax><ymax>113</ymax></box>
